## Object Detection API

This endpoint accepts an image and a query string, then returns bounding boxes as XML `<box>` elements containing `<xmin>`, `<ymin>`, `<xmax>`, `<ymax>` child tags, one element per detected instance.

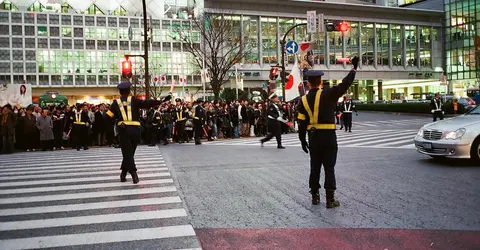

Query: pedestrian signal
<box><xmin>269</xmin><ymin>67</ymin><xmax>279</xmax><ymax>80</ymax></box>
<box><xmin>122</xmin><ymin>60</ymin><xmax>133</xmax><ymax>78</ymax></box>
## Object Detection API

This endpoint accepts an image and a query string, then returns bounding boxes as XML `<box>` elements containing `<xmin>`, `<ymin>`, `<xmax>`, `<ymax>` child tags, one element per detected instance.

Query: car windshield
<box><xmin>466</xmin><ymin>105</ymin><xmax>480</xmax><ymax>115</ymax></box>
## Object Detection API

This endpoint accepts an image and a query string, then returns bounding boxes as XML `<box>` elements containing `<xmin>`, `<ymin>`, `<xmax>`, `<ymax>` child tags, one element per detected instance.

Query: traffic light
<box><xmin>121</xmin><ymin>60</ymin><xmax>132</xmax><ymax>78</ymax></box>
<box><xmin>326</xmin><ymin>21</ymin><xmax>350</xmax><ymax>33</ymax></box>
<box><xmin>269</xmin><ymin>66</ymin><xmax>279</xmax><ymax>80</ymax></box>
<box><xmin>338</xmin><ymin>22</ymin><xmax>349</xmax><ymax>32</ymax></box>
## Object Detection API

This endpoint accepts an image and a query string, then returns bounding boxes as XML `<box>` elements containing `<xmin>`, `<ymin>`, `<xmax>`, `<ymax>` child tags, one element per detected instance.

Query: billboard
<box><xmin>0</xmin><ymin>84</ymin><xmax>33</xmax><ymax>107</ymax></box>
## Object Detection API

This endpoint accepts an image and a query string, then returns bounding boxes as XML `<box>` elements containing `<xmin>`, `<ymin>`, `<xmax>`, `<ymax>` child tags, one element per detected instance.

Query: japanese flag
<box><xmin>204</xmin><ymin>70</ymin><xmax>211</xmax><ymax>83</ymax></box>
<box><xmin>299</xmin><ymin>41</ymin><xmax>318</xmax><ymax>54</ymax></box>
<box><xmin>285</xmin><ymin>60</ymin><xmax>303</xmax><ymax>102</ymax></box>
<box><xmin>160</xmin><ymin>74</ymin><xmax>167</xmax><ymax>85</ymax></box>
<box><xmin>179</xmin><ymin>76</ymin><xmax>186</xmax><ymax>85</ymax></box>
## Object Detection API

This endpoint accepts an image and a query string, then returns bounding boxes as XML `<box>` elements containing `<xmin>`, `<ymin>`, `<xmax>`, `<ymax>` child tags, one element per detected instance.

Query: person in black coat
<box><xmin>94</xmin><ymin>105</ymin><xmax>107</xmax><ymax>146</ymax></box>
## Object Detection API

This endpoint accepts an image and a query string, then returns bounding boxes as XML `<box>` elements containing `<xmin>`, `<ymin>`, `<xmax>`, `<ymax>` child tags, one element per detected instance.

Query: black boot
<box><xmin>326</xmin><ymin>189</ymin><xmax>340</xmax><ymax>208</ymax></box>
<box><xmin>277</xmin><ymin>145</ymin><xmax>286</xmax><ymax>149</ymax></box>
<box><xmin>120</xmin><ymin>170</ymin><xmax>127</xmax><ymax>182</ymax></box>
<box><xmin>163</xmin><ymin>140</ymin><xmax>168</xmax><ymax>145</ymax></box>
<box><xmin>310</xmin><ymin>190</ymin><xmax>320</xmax><ymax>205</ymax></box>
<box><xmin>130</xmin><ymin>171</ymin><xmax>139</xmax><ymax>184</ymax></box>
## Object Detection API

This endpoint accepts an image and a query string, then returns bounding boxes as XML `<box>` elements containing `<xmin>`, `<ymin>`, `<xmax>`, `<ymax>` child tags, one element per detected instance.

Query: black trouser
<box><xmin>335</xmin><ymin>113</ymin><xmax>340</xmax><ymax>124</ymax></box>
<box><xmin>73</xmin><ymin>124</ymin><xmax>89</xmax><ymax>149</ymax></box>
<box><xmin>54</xmin><ymin>129</ymin><xmax>63</xmax><ymax>148</ymax></box>
<box><xmin>261</xmin><ymin>119</ymin><xmax>282</xmax><ymax>146</ymax></box>
<box><xmin>308</xmin><ymin>130</ymin><xmax>338</xmax><ymax>193</ymax></box>
<box><xmin>175</xmin><ymin>120</ymin><xmax>188</xmax><ymax>142</ymax></box>
<box><xmin>194</xmin><ymin>119</ymin><xmax>204</xmax><ymax>143</ymax></box>
<box><xmin>433</xmin><ymin>111</ymin><xmax>444</xmax><ymax>122</ymax></box>
<box><xmin>119</xmin><ymin>125</ymin><xmax>141</xmax><ymax>173</ymax></box>
<box><xmin>343</xmin><ymin>113</ymin><xmax>353</xmax><ymax>131</ymax></box>
<box><xmin>147</xmin><ymin>126</ymin><xmax>157</xmax><ymax>145</ymax></box>
<box><xmin>41</xmin><ymin>140</ymin><xmax>54</xmax><ymax>151</ymax></box>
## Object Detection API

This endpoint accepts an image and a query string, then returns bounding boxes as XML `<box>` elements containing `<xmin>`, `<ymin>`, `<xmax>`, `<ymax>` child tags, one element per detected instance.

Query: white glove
<box><xmin>442</xmin><ymin>111</ymin><xmax>445</xmax><ymax>115</ymax></box>
<box><xmin>431</xmin><ymin>110</ymin><xmax>434</xmax><ymax>113</ymax></box>
<box><xmin>277</xmin><ymin>117</ymin><xmax>287</xmax><ymax>123</ymax></box>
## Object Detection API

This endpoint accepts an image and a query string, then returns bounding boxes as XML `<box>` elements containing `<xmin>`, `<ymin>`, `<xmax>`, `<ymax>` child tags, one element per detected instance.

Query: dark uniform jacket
<box><xmin>108</xmin><ymin>96</ymin><xmax>160</xmax><ymax>124</ymax></box>
<box><xmin>430</xmin><ymin>98</ymin><xmax>443</xmax><ymax>112</ymax></box>
<box><xmin>341</xmin><ymin>101</ymin><xmax>357</xmax><ymax>113</ymax></box>
<box><xmin>267</xmin><ymin>103</ymin><xmax>282</xmax><ymax>121</ymax></box>
<box><xmin>193</xmin><ymin>105</ymin><xmax>206</xmax><ymax>123</ymax></box>
<box><xmin>174</xmin><ymin>106</ymin><xmax>189</xmax><ymax>122</ymax></box>
<box><xmin>297</xmin><ymin>70</ymin><xmax>356</xmax><ymax>129</ymax></box>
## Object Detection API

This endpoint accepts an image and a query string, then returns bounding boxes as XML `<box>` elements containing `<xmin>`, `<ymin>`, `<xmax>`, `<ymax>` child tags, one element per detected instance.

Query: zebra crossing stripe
<box><xmin>349</xmin><ymin>134</ymin><xmax>415</xmax><ymax>147</ymax></box>
<box><xmin>0</xmin><ymin>163</ymin><xmax>167</xmax><ymax>173</ymax></box>
<box><xmin>0</xmin><ymin>159</ymin><xmax>164</xmax><ymax>168</ymax></box>
<box><xmin>0</xmin><ymin>167</ymin><xmax>168</xmax><ymax>177</ymax></box>
<box><xmin>0</xmin><ymin>172</ymin><xmax>170</xmax><ymax>188</ymax></box>
<box><xmin>372</xmin><ymin>137</ymin><xmax>416</xmax><ymax>147</ymax></box>
<box><xmin>0</xmin><ymin>197</ymin><xmax>182</xmax><ymax>216</ymax></box>
<box><xmin>336</xmin><ymin>130</ymin><xmax>407</xmax><ymax>143</ymax></box>
<box><xmin>0</xmin><ymin>186</ymin><xmax>177</xmax><ymax>204</ymax></box>
<box><xmin>0</xmin><ymin>146</ymin><xmax>201</xmax><ymax>250</ymax></box>
<box><xmin>0</xmin><ymin>178</ymin><xmax>174</xmax><ymax>195</ymax></box>
<box><xmin>0</xmin><ymin>209</ymin><xmax>188</xmax><ymax>231</ymax></box>
<box><xmin>0</xmin><ymin>152</ymin><xmax>162</xmax><ymax>162</ymax></box>
<box><xmin>0</xmin><ymin>225</ymin><xmax>196</xmax><ymax>250</ymax></box>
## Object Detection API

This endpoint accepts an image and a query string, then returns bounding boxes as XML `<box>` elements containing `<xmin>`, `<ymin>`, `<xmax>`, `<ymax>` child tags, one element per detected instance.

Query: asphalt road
<box><xmin>160</xmin><ymin>112</ymin><xmax>480</xmax><ymax>249</ymax></box>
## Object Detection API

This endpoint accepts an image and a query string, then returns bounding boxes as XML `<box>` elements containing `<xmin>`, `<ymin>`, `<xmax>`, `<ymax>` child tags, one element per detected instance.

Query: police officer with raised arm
<box><xmin>296</xmin><ymin>56</ymin><xmax>359</xmax><ymax>208</ymax></box>
<box><xmin>106</xmin><ymin>82</ymin><xmax>170</xmax><ymax>184</ymax></box>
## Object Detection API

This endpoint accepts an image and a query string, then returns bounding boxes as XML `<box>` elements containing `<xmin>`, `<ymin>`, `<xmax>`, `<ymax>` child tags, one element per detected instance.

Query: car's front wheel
<box><xmin>471</xmin><ymin>137</ymin><xmax>480</xmax><ymax>164</ymax></box>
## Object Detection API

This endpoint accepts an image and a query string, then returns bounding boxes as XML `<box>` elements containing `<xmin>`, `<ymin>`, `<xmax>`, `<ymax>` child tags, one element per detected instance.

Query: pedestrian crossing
<box><xmin>0</xmin><ymin>147</ymin><xmax>201</xmax><ymax>250</ymax></box>
<box><xmin>204</xmin><ymin>129</ymin><xmax>418</xmax><ymax>149</ymax></box>
<box><xmin>353</xmin><ymin>118</ymin><xmax>431</xmax><ymax>128</ymax></box>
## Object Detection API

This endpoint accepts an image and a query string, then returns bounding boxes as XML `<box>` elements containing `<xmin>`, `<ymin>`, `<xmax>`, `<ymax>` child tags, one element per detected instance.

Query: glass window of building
<box><xmin>312</xmin><ymin>31</ymin><xmax>325</xmax><ymax>65</ymax></box>
<box><xmin>345</xmin><ymin>22</ymin><xmax>359</xmax><ymax>65</ymax></box>
<box><xmin>279</xmin><ymin>18</ymin><xmax>295</xmax><ymax>64</ymax></box>
<box><xmin>360</xmin><ymin>22</ymin><xmax>374</xmax><ymax>66</ymax></box>
<box><xmin>261</xmin><ymin>17</ymin><xmax>277</xmax><ymax>64</ymax></box>
<box><xmin>405</xmin><ymin>25</ymin><xmax>417</xmax><ymax>67</ymax></box>
<box><xmin>376</xmin><ymin>24</ymin><xmax>388</xmax><ymax>66</ymax></box>
<box><xmin>62</xmin><ymin>27</ymin><xmax>72</xmax><ymax>37</ymax></box>
<box><xmin>391</xmin><ymin>24</ymin><xmax>403</xmax><ymax>66</ymax></box>
<box><xmin>419</xmin><ymin>26</ymin><xmax>431</xmax><ymax>67</ymax></box>
<box><xmin>243</xmin><ymin>16</ymin><xmax>259</xmax><ymax>64</ymax></box>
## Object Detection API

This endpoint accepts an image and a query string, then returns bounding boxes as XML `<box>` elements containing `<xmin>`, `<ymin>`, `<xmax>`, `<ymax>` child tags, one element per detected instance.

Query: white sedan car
<box><xmin>414</xmin><ymin>106</ymin><xmax>480</xmax><ymax>163</ymax></box>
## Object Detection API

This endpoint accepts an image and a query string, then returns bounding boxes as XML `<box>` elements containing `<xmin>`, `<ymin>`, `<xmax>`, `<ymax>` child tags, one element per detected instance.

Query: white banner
<box><xmin>0</xmin><ymin>84</ymin><xmax>33</xmax><ymax>107</ymax></box>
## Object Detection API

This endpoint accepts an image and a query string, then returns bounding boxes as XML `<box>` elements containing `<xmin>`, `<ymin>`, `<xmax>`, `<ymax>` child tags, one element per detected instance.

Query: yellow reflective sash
<box><xmin>74</xmin><ymin>110</ymin><xmax>85</xmax><ymax>125</ymax></box>
<box><xmin>307</xmin><ymin>124</ymin><xmax>336</xmax><ymax>130</ymax></box>
<box><xmin>302</xmin><ymin>90</ymin><xmax>335</xmax><ymax>130</ymax></box>
<box><xmin>176</xmin><ymin>107</ymin><xmax>185</xmax><ymax>121</ymax></box>
<box><xmin>117</xmin><ymin>121</ymin><xmax>141</xmax><ymax>126</ymax></box>
<box><xmin>117</xmin><ymin>96</ymin><xmax>132</xmax><ymax>122</ymax></box>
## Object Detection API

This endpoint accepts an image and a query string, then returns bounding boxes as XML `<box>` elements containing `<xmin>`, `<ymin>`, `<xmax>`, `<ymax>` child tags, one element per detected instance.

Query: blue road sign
<box><xmin>285</xmin><ymin>40</ymin><xmax>299</xmax><ymax>54</ymax></box>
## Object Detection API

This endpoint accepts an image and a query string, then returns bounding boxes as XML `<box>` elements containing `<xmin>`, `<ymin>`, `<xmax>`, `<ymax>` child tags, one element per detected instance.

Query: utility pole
<box><xmin>142</xmin><ymin>0</ymin><xmax>150</xmax><ymax>100</ymax></box>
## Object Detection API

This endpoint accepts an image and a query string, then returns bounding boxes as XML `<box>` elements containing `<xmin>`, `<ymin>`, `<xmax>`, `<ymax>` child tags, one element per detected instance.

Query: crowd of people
<box><xmin>0</xmin><ymin>98</ymin><xmax>299</xmax><ymax>154</ymax></box>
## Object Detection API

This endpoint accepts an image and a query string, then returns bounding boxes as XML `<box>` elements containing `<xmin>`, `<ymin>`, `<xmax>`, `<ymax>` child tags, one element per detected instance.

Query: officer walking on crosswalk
<box><xmin>107</xmin><ymin>82</ymin><xmax>170</xmax><ymax>184</ymax></box>
<box><xmin>341</xmin><ymin>95</ymin><xmax>357</xmax><ymax>132</ymax></box>
<box><xmin>430</xmin><ymin>93</ymin><xmax>444</xmax><ymax>122</ymax></box>
<box><xmin>296</xmin><ymin>56</ymin><xmax>359</xmax><ymax>208</ymax></box>
<box><xmin>260</xmin><ymin>93</ymin><xmax>286</xmax><ymax>149</ymax></box>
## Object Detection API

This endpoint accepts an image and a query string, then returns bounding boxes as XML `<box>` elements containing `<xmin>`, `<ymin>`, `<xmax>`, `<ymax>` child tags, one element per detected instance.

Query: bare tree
<box><xmin>179</xmin><ymin>13</ymin><xmax>248</xmax><ymax>100</ymax></box>
<box><xmin>127</xmin><ymin>63</ymin><xmax>167</xmax><ymax>100</ymax></box>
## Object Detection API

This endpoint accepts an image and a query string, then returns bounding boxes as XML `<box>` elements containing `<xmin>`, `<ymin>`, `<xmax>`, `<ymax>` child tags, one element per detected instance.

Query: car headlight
<box><xmin>417</xmin><ymin>128</ymin><xmax>424</xmax><ymax>137</ymax></box>
<box><xmin>443</xmin><ymin>128</ymin><xmax>466</xmax><ymax>140</ymax></box>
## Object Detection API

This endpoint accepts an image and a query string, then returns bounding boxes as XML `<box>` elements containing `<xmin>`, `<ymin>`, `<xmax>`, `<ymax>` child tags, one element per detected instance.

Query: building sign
<box><xmin>0</xmin><ymin>83</ymin><xmax>32</xmax><ymax>107</ymax></box>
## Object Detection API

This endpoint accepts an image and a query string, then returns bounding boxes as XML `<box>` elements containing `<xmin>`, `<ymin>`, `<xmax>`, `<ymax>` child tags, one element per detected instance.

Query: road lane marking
<box><xmin>0</xmin><ymin>225</ymin><xmax>196</xmax><ymax>250</ymax></box>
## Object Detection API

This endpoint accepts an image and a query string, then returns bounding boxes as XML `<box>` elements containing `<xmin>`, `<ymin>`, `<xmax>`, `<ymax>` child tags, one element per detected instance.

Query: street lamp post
<box><xmin>280</xmin><ymin>23</ymin><xmax>306</xmax><ymax>100</ymax></box>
